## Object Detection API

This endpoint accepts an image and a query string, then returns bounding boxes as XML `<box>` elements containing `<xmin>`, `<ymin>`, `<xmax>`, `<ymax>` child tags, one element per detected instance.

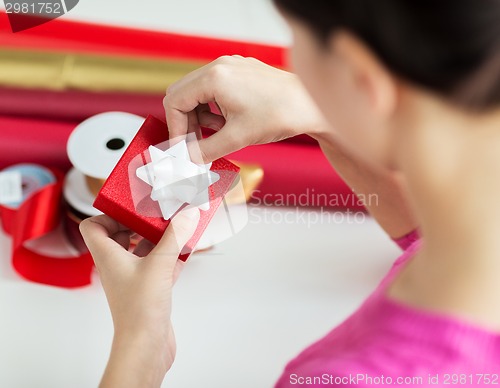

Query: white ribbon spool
<box><xmin>65</xmin><ymin>112</ymin><xmax>145</xmax><ymax>216</ymax></box>
<box><xmin>67</xmin><ymin>112</ymin><xmax>144</xmax><ymax>179</ymax></box>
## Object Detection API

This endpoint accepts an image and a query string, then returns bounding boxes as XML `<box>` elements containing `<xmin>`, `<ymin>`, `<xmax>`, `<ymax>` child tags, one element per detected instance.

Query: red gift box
<box><xmin>93</xmin><ymin>115</ymin><xmax>240</xmax><ymax>261</ymax></box>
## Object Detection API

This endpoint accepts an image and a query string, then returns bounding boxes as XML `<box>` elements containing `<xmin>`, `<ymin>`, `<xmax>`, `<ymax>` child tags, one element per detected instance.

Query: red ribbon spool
<box><xmin>0</xmin><ymin>165</ymin><xmax>94</xmax><ymax>288</ymax></box>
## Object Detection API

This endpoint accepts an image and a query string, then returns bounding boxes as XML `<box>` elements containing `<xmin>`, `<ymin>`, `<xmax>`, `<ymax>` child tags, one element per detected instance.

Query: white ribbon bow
<box><xmin>136</xmin><ymin>140</ymin><xmax>220</xmax><ymax>220</ymax></box>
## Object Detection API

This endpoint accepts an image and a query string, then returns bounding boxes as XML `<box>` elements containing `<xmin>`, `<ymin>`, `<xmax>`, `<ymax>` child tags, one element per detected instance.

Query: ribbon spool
<box><xmin>65</xmin><ymin>112</ymin><xmax>145</xmax><ymax>248</ymax></box>
<box><xmin>0</xmin><ymin>164</ymin><xmax>95</xmax><ymax>288</ymax></box>
<box><xmin>0</xmin><ymin>164</ymin><xmax>55</xmax><ymax>235</ymax></box>
<box><xmin>63</xmin><ymin>168</ymin><xmax>102</xmax><ymax>252</ymax></box>
<box><xmin>67</xmin><ymin>112</ymin><xmax>145</xmax><ymax>181</ymax></box>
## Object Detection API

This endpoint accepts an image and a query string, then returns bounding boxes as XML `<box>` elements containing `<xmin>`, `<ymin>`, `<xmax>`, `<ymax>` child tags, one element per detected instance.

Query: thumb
<box><xmin>79</xmin><ymin>215</ymin><xmax>132</xmax><ymax>269</ymax></box>
<box><xmin>188</xmin><ymin>124</ymin><xmax>244</xmax><ymax>163</ymax></box>
<box><xmin>149</xmin><ymin>207</ymin><xmax>200</xmax><ymax>264</ymax></box>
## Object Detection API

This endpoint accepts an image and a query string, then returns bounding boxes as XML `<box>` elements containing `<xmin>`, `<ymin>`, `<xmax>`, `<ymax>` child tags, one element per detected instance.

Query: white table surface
<box><xmin>0</xmin><ymin>1</ymin><xmax>401</xmax><ymax>387</ymax></box>
<box><xmin>0</xmin><ymin>207</ymin><xmax>400</xmax><ymax>388</ymax></box>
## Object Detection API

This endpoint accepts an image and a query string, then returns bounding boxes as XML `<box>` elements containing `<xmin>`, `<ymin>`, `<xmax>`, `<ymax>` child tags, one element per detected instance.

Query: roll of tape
<box><xmin>0</xmin><ymin>164</ymin><xmax>95</xmax><ymax>288</ymax></box>
<box><xmin>67</xmin><ymin>112</ymin><xmax>144</xmax><ymax>179</ymax></box>
<box><xmin>0</xmin><ymin>164</ymin><xmax>57</xmax><ymax>235</ymax></box>
<box><xmin>0</xmin><ymin>164</ymin><xmax>56</xmax><ymax>209</ymax></box>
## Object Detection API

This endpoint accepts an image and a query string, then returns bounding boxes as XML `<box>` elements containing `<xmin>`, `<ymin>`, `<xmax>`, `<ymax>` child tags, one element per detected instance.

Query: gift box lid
<box><xmin>93</xmin><ymin>115</ymin><xmax>240</xmax><ymax>261</ymax></box>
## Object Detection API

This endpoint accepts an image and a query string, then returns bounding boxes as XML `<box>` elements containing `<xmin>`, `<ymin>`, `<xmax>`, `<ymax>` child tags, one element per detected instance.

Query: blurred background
<box><xmin>1</xmin><ymin>0</ymin><xmax>290</xmax><ymax>42</ymax></box>
<box><xmin>63</xmin><ymin>0</ymin><xmax>291</xmax><ymax>44</ymax></box>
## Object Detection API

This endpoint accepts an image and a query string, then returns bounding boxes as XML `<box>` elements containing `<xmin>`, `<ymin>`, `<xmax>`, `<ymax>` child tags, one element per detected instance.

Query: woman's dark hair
<box><xmin>274</xmin><ymin>0</ymin><xmax>500</xmax><ymax>110</ymax></box>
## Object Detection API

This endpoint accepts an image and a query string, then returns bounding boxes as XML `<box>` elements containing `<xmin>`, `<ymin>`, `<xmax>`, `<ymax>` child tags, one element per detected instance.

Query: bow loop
<box><xmin>136</xmin><ymin>141</ymin><xmax>220</xmax><ymax>220</ymax></box>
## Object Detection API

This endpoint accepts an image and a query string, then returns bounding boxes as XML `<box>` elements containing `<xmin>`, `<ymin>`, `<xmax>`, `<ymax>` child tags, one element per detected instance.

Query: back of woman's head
<box><xmin>274</xmin><ymin>0</ymin><xmax>500</xmax><ymax>110</ymax></box>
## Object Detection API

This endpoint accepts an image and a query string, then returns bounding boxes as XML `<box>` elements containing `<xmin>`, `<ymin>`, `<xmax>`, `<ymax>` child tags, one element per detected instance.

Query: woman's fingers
<box><xmin>133</xmin><ymin>238</ymin><xmax>156</xmax><ymax>257</ymax></box>
<box><xmin>164</xmin><ymin>57</ymin><xmax>242</xmax><ymax>146</ymax></box>
<box><xmin>164</xmin><ymin>64</ymin><xmax>219</xmax><ymax>141</ymax></box>
<box><xmin>187</xmin><ymin>123</ymin><xmax>244</xmax><ymax>163</ymax></box>
<box><xmin>79</xmin><ymin>215</ymin><xmax>132</xmax><ymax>267</ymax></box>
<box><xmin>165</xmin><ymin>55</ymin><xmax>308</xmax><ymax>162</ymax></box>
<box><xmin>196</xmin><ymin>108</ymin><xmax>226</xmax><ymax>131</ymax></box>
<box><xmin>148</xmin><ymin>207</ymin><xmax>200</xmax><ymax>269</ymax></box>
<box><xmin>112</xmin><ymin>231</ymin><xmax>131</xmax><ymax>252</ymax></box>
<box><xmin>81</xmin><ymin>207</ymin><xmax>199</xmax><ymax>268</ymax></box>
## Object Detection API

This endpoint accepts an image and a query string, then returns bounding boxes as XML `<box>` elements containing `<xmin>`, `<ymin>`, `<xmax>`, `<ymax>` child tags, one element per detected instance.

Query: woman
<box><xmin>80</xmin><ymin>0</ymin><xmax>500</xmax><ymax>386</ymax></box>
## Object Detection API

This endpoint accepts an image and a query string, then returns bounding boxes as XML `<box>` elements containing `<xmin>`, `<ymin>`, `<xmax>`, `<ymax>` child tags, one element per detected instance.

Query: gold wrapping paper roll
<box><xmin>226</xmin><ymin>161</ymin><xmax>264</xmax><ymax>205</ymax></box>
<box><xmin>0</xmin><ymin>49</ymin><xmax>203</xmax><ymax>93</ymax></box>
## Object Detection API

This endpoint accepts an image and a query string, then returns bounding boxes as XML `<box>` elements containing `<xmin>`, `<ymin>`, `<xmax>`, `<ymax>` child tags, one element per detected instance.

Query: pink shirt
<box><xmin>275</xmin><ymin>231</ymin><xmax>500</xmax><ymax>387</ymax></box>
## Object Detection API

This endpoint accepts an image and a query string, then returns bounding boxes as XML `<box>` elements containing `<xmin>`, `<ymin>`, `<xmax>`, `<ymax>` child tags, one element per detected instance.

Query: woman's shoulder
<box><xmin>275</xmin><ymin>236</ymin><xmax>500</xmax><ymax>387</ymax></box>
<box><xmin>276</xmin><ymin>294</ymin><xmax>500</xmax><ymax>387</ymax></box>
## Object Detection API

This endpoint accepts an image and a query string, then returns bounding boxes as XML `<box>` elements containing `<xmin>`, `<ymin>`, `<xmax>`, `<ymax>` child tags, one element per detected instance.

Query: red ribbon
<box><xmin>0</xmin><ymin>168</ymin><xmax>94</xmax><ymax>288</ymax></box>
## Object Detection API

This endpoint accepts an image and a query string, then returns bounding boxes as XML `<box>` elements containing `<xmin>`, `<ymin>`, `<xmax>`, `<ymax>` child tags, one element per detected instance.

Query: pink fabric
<box><xmin>276</xmin><ymin>237</ymin><xmax>500</xmax><ymax>387</ymax></box>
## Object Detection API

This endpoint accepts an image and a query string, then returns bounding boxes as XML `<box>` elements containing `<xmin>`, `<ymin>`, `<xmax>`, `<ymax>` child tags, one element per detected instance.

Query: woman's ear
<box><xmin>329</xmin><ymin>30</ymin><xmax>398</xmax><ymax>118</ymax></box>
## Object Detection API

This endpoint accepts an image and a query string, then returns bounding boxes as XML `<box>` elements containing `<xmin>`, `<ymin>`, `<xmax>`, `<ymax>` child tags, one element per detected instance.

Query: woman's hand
<box><xmin>165</xmin><ymin>55</ymin><xmax>418</xmax><ymax>240</ymax></box>
<box><xmin>164</xmin><ymin>55</ymin><xmax>330</xmax><ymax>162</ymax></box>
<box><xmin>80</xmin><ymin>207</ymin><xmax>200</xmax><ymax>388</ymax></box>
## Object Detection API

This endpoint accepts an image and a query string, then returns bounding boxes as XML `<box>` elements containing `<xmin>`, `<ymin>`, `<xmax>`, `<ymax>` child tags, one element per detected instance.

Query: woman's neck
<box><xmin>389</xmin><ymin>93</ymin><xmax>500</xmax><ymax>330</ymax></box>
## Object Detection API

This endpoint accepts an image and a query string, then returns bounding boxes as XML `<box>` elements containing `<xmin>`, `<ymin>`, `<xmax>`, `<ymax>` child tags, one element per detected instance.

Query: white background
<box><xmin>0</xmin><ymin>1</ymin><xmax>400</xmax><ymax>387</ymax></box>
<box><xmin>0</xmin><ymin>209</ymin><xmax>399</xmax><ymax>388</ymax></box>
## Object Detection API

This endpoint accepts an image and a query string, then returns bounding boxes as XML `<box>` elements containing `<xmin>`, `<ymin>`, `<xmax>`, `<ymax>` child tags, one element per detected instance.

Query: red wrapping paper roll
<box><xmin>0</xmin><ymin>11</ymin><xmax>287</xmax><ymax>66</ymax></box>
<box><xmin>0</xmin><ymin>116</ymin><xmax>74</xmax><ymax>171</ymax></box>
<box><xmin>0</xmin><ymin>88</ymin><xmax>317</xmax><ymax>146</ymax></box>
<box><xmin>0</xmin><ymin>87</ymin><xmax>165</xmax><ymax>122</ymax></box>
<box><xmin>228</xmin><ymin>144</ymin><xmax>362</xmax><ymax>210</ymax></box>
<box><xmin>0</xmin><ymin>115</ymin><xmax>358</xmax><ymax>209</ymax></box>
<box><xmin>0</xmin><ymin>12</ymin><xmax>324</xmax><ymax>146</ymax></box>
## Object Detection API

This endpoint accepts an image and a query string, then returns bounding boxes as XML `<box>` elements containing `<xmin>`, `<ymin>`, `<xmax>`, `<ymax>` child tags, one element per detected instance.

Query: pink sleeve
<box><xmin>393</xmin><ymin>229</ymin><xmax>420</xmax><ymax>251</ymax></box>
